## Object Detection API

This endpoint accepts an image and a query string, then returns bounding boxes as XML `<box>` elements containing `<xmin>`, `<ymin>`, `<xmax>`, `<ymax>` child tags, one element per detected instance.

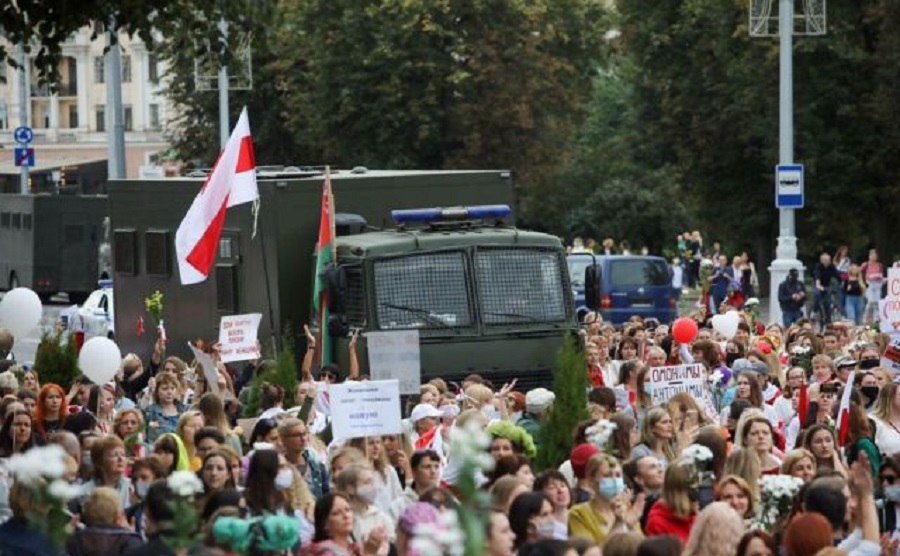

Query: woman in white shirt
<box><xmin>348</xmin><ymin>436</ymin><xmax>404</xmax><ymax>515</ymax></box>
<box><xmin>869</xmin><ymin>383</ymin><xmax>900</xmax><ymax>458</ymax></box>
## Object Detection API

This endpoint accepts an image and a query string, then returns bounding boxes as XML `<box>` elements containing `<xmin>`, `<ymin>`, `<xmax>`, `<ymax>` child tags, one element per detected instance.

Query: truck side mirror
<box><xmin>324</xmin><ymin>264</ymin><xmax>350</xmax><ymax>337</ymax></box>
<box><xmin>584</xmin><ymin>265</ymin><xmax>601</xmax><ymax>310</ymax></box>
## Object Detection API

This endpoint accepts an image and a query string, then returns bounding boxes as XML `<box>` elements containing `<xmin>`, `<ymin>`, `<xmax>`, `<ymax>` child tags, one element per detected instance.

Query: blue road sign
<box><xmin>14</xmin><ymin>148</ymin><xmax>35</xmax><ymax>167</ymax></box>
<box><xmin>13</xmin><ymin>126</ymin><xmax>33</xmax><ymax>145</ymax></box>
<box><xmin>776</xmin><ymin>164</ymin><xmax>804</xmax><ymax>209</ymax></box>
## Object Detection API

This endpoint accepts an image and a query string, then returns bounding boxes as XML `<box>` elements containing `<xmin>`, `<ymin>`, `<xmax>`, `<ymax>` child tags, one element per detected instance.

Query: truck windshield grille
<box><xmin>373</xmin><ymin>251</ymin><xmax>473</xmax><ymax>330</ymax></box>
<box><xmin>475</xmin><ymin>248</ymin><xmax>568</xmax><ymax>325</ymax></box>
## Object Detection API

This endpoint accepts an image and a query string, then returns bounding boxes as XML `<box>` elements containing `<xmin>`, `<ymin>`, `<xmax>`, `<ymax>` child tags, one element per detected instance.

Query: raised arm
<box><xmin>348</xmin><ymin>329</ymin><xmax>360</xmax><ymax>380</ymax></box>
<box><xmin>301</xmin><ymin>324</ymin><xmax>316</xmax><ymax>382</ymax></box>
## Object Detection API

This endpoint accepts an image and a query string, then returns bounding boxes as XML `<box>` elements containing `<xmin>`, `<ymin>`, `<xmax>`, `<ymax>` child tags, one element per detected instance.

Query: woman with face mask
<box><xmin>510</xmin><ymin>492</ymin><xmax>560</xmax><ymax>548</ymax></box>
<box><xmin>332</xmin><ymin>462</ymin><xmax>395</xmax><ymax>547</ymax></box>
<box><xmin>243</xmin><ymin>447</ymin><xmax>297</xmax><ymax>519</ymax></box>
<box><xmin>568</xmin><ymin>454</ymin><xmax>645</xmax><ymax>546</ymax></box>
<box><xmin>877</xmin><ymin>455</ymin><xmax>900</xmax><ymax>535</ymax></box>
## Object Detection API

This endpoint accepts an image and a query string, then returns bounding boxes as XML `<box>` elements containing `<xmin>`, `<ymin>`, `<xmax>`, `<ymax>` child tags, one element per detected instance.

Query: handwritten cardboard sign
<box><xmin>646</xmin><ymin>363</ymin><xmax>708</xmax><ymax>406</ymax></box>
<box><xmin>218</xmin><ymin>313</ymin><xmax>262</xmax><ymax>363</ymax></box>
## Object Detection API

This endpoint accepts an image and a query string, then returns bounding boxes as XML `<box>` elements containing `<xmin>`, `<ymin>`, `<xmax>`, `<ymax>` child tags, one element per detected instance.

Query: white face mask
<box><xmin>135</xmin><ymin>480</ymin><xmax>150</xmax><ymax>499</ymax></box>
<box><xmin>275</xmin><ymin>469</ymin><xmax>294</xmax><ymax>490</ymax></box>
<box><xmin>357</xmin><ymin>484</ymin><xmax>378</xmax><ymax>504</ymax></box>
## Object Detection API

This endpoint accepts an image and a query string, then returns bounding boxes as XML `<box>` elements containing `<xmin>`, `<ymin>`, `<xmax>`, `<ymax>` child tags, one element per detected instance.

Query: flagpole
<box><xmin>258</xmin><ymin>197</ymin><xmax>279</xmax><ymax>357</ymax></box>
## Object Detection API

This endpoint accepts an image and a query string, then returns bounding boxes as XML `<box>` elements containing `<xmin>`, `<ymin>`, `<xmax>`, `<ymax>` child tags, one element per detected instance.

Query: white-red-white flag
<box><xmin>836</xmin><ymin>370</ymin><xmax>856</xmax><ymax>447</ymax></box>
<box><xmin>175</xmin><ymin>106</ymin><xmax>257</xmax><ymax>285</ymax></box>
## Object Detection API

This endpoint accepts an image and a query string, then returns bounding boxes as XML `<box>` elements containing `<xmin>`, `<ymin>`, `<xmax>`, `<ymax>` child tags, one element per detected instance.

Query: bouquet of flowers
<box><xmin>166</xmin><ymin>470</ymin><xmax>204</xmax><ymax>551</ymax></box>
<box><xmin>749</xmin><ymin>474</ymin><xmax>804</xmax><ymax>532</ymax></box>
<box><xmin>681</xmin><ymin>444</ymin><xmax>716</xmax><ymax>487</ymax></box>
<box><xmin>585</xmin><ymin>419</ymin><xmax>617</xmax><ymax>452</ymax></box>
<box><xmin>144</xmin><ymin>290</ymin><xmax>164</xmax><ymax>324</ymax></box>
<box><xmin>5</xmin><ymin>444</ymin><xmax>85</xmax><ymax>550</ymax></box>
<box><xmin>789</xmin><ymin>344</ymin><xmax>812</xmax><ymax>377</ymax></box>
<box><xmin>707</xmin><ymin>369</ymin><xmax>726</xmax><ymax>415</ymax></box>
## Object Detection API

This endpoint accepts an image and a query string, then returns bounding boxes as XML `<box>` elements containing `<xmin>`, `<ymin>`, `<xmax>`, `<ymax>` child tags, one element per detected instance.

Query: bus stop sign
<box><xmin>776</xmin><ymin>164</ymin><xmax>804</xmax><ymax>209</ymax></box>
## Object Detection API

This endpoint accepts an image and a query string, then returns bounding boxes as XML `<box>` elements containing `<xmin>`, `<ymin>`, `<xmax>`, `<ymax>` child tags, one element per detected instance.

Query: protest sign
<box><xmin>880</xmin><ymin>268</ymin><xmax>900</xmax><ymax>333</ymax></box>
<box><xmin>365</xmin><ymin>330</ymin><xmax>421</xmax><ymax>394</ymax></box>
<box><xmin>188</xmin><ymin>342</ymin><xmax>220</xmax><ymax>394</ymax></box>
<box><xmin>218</xmin><ymin>313</ymin><xmax>262</xmax><ymax>363</ymax></box>
<box><xmin>884</xmin><ymin>333</ymin><xmax>900</xmax><ymax>374</ymax></box>
<box><xmin>330</xmin><ymin>380</ymin><xmax>402</xmax><ymax>441</ymax></box>
<box><xmin>646</xmin><ymin>363</ymin><xmax>707</xmax><ymax>406</ymax></box>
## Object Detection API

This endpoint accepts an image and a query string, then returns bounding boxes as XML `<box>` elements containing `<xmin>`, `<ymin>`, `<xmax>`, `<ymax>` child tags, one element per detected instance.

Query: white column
<box><xmin>76</xmin><ymin>51</ymin><xmax>89</xmax><ymax>132</ymax></box>
<box><xmin>49</xmin><ymin>93</ymin><xmax>60</xmax><ymax>140</ymax></box>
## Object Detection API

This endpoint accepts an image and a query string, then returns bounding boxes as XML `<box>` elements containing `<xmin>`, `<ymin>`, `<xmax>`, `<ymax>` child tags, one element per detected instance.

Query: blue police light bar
<box><xmin>97</xmin><ymin>279</ymin><xmax>113</xmax><ymax>289</ymax></box>
<box><xmin>391</xmin><ymin>205</ymin><xmax>511</xmax><ymax>224</ymax></box>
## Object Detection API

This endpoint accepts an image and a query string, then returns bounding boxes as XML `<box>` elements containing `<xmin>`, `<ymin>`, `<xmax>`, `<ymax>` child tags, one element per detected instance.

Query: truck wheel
<box><xmin>8</xmin><ymin>273</ymin><xmax>18</xmax><ymax>290</ymax></box>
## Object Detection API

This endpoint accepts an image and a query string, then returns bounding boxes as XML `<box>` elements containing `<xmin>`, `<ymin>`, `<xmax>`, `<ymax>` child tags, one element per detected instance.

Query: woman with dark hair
<box><xmin>250</xmin><ymin>417</ymin><xmax>282</xmax><ymax>447</ymax></box>
<box><xmin>844</xmin><ymin>400</ymin><xmax>880</xmax><ymax>479</ymax></box>
<box><xmin>740</xmin><ymin>415</ymin><xmax>781</xmax><ymax>474</ymax></box>
<box><xmin>200</xmin><ymin>449</ymin><xmax>237</xmax><ymax>511</ymax></box>
<box><xmin>244</xmin><ymin>448</ymin><xmax>291</xmax><ymax>517</ymax></box>
<box><xmin>307</xmin><ymin>492</ymin><xmax>386</xmax><ymax>556</ymax></box>
<box><xmin>35</xmin><ymin>383</ymin><xmax>67</xmax><ymax>440</ymax></box>
<box><xmin>197</xmin><ymin>392</ymin><xmax>243</xmax><ymax>456</ymax></box>
<box><xmin>614</xmin><ymin>360</ymin><xmax>651</xmax><ymax>420</ymax></box>
<box><xmin>487</xmin><ymin>454</ymin><xmax>535</xmax><ymax>490</ymax></box>
<box><xmin>694</xmin><ymin>425</ymin><xmax>728</xmax><ymax>480</ymax></box>
<box><xmin>802</xmin><ymin>423</ymin><xmax>847</xmax><ymax>476</ymax></box>
<box><xmin>152</xmin><ymin>432</ymin><xmax>190</xmax><ymax>476</ymax></box>
<box><xmin>534</xmin><ymin>470</ymin><xmax>572</xmax><ymax>528</ymax></box>
<box><xmin>258</xmin><ymin>382</ymin><xmax>285</xmax><ymax>419</ymax></box>
<box><xmin>508</xmin><ymin>492</ymin><xmax>556</xmax><ymax>550</ymax></box>
<box><xmin>0</xmin><ymin>409</ymin><xmax>39</xmax><ymax>457</ymax></box>
<box><xmin>608</xmin><ymin>413</ymin><xmax>636</xmax><ymax>462</ymax></box>
<box><xmin>86</xmin><ymin>383</ymin><xmax>117</xmax><ymax>434</ymax></box>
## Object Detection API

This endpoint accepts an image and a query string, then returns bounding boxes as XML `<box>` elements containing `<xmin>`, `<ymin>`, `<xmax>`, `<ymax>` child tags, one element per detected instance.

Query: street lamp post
<box><xmin>749</xmin><ymin>0</ymin><xmax>826</xmax><ymax>325</ymax></box>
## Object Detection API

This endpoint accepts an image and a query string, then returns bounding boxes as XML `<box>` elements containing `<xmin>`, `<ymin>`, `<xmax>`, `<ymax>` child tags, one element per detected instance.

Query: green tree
<box><xmin>34</xmin><ymin>332</ymin><xmax>79</xmax><ymax>390</ymax></box>
<box><xmin>535</xmin><ymin>335</ymin><xmax>589</xmax><ymax>471</ymax></box>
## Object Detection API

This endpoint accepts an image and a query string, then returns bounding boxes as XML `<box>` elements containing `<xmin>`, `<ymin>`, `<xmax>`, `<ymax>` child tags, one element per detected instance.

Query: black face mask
<box><xmin>860</xmin><ymin>386</ymin><xmax>880</xmax><ymax>401</ymax></box>
<box><xmin>725</xmin><ymin>353</ymin><xmax>741</xmax><ymax>367</ymax></box>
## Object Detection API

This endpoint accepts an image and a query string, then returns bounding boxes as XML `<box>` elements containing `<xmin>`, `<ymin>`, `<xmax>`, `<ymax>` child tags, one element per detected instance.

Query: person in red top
<box><xmin>586</xmin><ymin>342</ymin><xmax>605</xmax><ymax>388</ymax></box>
<box><xmin>860</xmin><ymin>248</ymin><xmax>885</xmax><ymax>325</ymax></box>
<box><xmin>644</xmin><ymin>458</ymin><xmax>698</xmax><ymax>542</ymax></box>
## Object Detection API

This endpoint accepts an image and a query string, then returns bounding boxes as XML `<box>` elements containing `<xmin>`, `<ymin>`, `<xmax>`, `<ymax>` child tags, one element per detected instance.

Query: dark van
<box><xmin>567</xmin><ymin>254</ymin><xmax>679</xmax><ymax>325</ymax></box>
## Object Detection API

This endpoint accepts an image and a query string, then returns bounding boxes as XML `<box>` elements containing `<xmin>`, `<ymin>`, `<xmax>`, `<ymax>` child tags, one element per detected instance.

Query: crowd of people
<box><xmin>0</xmin><ymin>290</ymin><xmax>897</xmax><ymax>556</ymax></box>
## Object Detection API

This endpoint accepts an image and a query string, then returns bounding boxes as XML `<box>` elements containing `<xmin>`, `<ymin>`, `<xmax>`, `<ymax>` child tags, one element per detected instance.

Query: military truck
<box><xmin>108</xmin><ymin>169</ymin><xmax>591</xmax><ymax>388</ymax></box>
<box><xmin>0</xmin><ymin>194</ymin><xmax>108</xmax><ymax>302</ymax></box>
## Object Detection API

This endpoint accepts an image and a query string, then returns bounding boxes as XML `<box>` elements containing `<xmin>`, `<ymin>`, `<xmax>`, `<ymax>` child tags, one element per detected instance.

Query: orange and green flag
<box><xmin>312</xmin><ymin>169</ymin><xmax>336</xmax><ymax>365</ymax></box>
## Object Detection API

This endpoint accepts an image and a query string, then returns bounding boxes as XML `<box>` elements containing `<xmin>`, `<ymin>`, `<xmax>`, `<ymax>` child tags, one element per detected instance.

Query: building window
<box><xmin>123</xmin><ymin>105</ymin><xmax>133</xmax><ymax>131</ymax></box>
<box><xmin>94</xmin><ymin>56</ymin><xmax>105</xmax><ymax>84</ymax></box>
<box><xmin>149</xmin><ymin>104</ymin><xmax>160</xmax><ymax>130</ymax></box>
<box><xmin>148</xmin><ymin>55</ymin><xmax>158</xmax><ymax>83</ymax></box>
<box><xmin>121</xmin><ymin>55</ymin><xmax>131</xmax><ymax>83</ymax></box>
<box><xmin>68</xmin><ymin>104</ymin><xmax>78</xmax><ymax>128</ymax></box>
<box><xmin>95</xmin><ymin>104</ymin><xmax>105</xmax><ymax>132</ymax></box>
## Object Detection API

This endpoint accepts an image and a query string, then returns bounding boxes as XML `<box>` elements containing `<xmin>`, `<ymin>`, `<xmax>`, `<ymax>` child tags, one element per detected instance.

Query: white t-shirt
<box><xmin>871</xmin><ymin>415</ymin><xmax>900</xmax><ymax>458</ymax></box>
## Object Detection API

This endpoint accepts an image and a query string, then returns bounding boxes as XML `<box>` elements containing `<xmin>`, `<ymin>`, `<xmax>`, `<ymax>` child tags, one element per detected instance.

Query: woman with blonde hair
<box><xmin>332</xmin><ymin>462</ymin><xmax>395</xmax><ymax>543</ymax></box>
<box><xmin>682</xmin><ymin>501</ymin><xmax>745</xmax><ymax>556</ymax></box>
<box><xmin>144</xmin><ymin>372</ymin><xmax>185</xmax><ymax>443</ymax></box>
<box><xmin>175</xmin><ymin>409</ymin><xmax>205</xmax><ymax>471</ymax></box>
<box><xmin>382</xmin><ymin>432</ymin><xmax>414</xmax><ymax>487</ymax></box>
<box><xmin>644</xmin><ymin>457</ymin><xmax>698</xmax><ymax>542</ymax></box>
<box><xmin>197</xmin><ymin>392</ymin><xmax>243</xmax><ymax>456</ymax></box>
<box><xmin>328</xmin><ymin>445</ymin><xmax>367</xmax><ymax>480</ymax></box>
<box><xmin>348</xmin><ymin>436</ymin><xmax>404</xmax><ymax>514</ymax></box>
<box><xmin>568</xmin><ymin>453</ymin><xmax>644</xmax><ymax>545</ymax></box>
<box><xmin>869</xmin><ymin>382</ymin><xmax>900</xmax><ymax>457</ymax></box>
<box><xmin>781</xmin><ymin>448</ymin><xmax>816</xmax><ymax>483</ymax></box>
<box><xmin>629</xmin><ymin>406</ymin><xmax>676</xmax><ymax>468</ymax></box>
<box><xmin>489</xmin><ymin>475</ymin><xmax>528</xmax><ymax>513</ymax></box>
<box><xmin>715</xmin><ymin>475</ymin><xmax>755</xmax><ymax>519</ymax></box>
<box><xmin>723</xmin><ymin>449</ymin><xmax>761</xmax><ymax>502</ymax></box>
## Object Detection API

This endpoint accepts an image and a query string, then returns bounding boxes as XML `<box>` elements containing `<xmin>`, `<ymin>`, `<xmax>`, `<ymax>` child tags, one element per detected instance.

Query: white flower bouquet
<box><xmin>586</xmin><ymin>420</ymin><xmax>617</xmax><ymax>451</ymax></box>
<box><xmin>5</xmin><ymin>444</ymin><xmax>84</xmax><ymax>550</ymax></box>
<box><xmin>750</xmin><ymin>474</ymin><xmax>804</xmax><ymax>532</ymax></box>
<box><xmin>165</xmin><ymin>470</ymin><xmax>204</xmax><ymax>551</ymax></box>
<box><xmin>443</xmin><ymin>419</ymin><xmax>496</xmax><ymax>556</ymax></box>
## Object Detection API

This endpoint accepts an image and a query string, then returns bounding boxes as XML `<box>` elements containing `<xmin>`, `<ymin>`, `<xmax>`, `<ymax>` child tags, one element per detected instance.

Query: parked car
<box><xmin>567</xmin><ymin>254</ymin><xmax>679</xmax><ymax>325</ymax></box>
<box><xmin>62</xmin><ymin>279</ymin><xmax>115</xmax><ymax>340</ymax></box>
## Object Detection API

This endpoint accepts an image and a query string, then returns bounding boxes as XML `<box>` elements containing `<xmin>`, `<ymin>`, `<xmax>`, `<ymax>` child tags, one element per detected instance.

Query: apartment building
<box><xmin>0</xmin><ymin>26</ymin><xmax>173</xmax><ymax>189</ymax></box>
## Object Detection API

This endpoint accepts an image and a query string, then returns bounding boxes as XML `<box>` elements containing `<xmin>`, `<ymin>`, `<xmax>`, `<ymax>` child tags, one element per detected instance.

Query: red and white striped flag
<box><xmin>158</xmin><ymin>319</ymin><xmax>167</xmax><ymax>343</ymax></box>
<box><xmin>175</xmin><ymin>107</ymin><xmax>258</xmax><ymax>285</ymax></box>
<box><xmin>836</xmin><ymin>371</ymin><xmax>856</xmax><ymax>447</ymax></box>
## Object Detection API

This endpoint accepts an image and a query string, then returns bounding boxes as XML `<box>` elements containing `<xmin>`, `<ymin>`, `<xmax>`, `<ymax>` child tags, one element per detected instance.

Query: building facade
<box><xmin>0</xmin><ymin>27</ymin><xmax>172</xmax><ymax>187</ymax></box>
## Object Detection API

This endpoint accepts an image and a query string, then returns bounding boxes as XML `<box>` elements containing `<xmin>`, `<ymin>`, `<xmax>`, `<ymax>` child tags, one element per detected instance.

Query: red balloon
<box><xmin>672</xmin><ymin>317</ymin><xmax>699</xmax><ymax>344</ymax></box>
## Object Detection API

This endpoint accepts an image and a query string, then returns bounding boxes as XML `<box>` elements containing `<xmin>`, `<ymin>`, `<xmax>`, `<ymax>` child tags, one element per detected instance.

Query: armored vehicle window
<box><xmin>0</xmin><ymin>213</ymin><xmax>9</xmax><ymax>228</ymax></box>
<box><xmin>11</xmin><ymin>213</ymin><xmax>21</xmax><ymax>230</ymax></box>
<box><xmin>475</xmin><ymin>248</ymin><xmax>567</xmax><ymax>325</ymax></box>
<box><xmin>373</xmin><ymin>251</ymin><xmax>472</xmax><ymax>330</ymax></box>
<box><xmin>114</xmin><ymin>229</ymin><xmax>138</xmax><ymax>276</ymax></box>
<box><xmin>145</xmin><ymin>230</ymin><xmax>171</xmax><ymax>277</ymax></box>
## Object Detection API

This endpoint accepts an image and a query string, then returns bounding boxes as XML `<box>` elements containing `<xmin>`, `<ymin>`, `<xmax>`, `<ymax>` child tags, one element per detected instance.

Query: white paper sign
<box><xmin>883</xmin><ymin>333</ymin><xmax>900</xmax><ymax>374</ymax></box>
<box><xmin>880</xmin><ymin>269</ymin><xmax>900</xmax><ymax>333</ymax></box>
<box><xmin>365</xmin><ymin>330</ymin><xmax>421</xmax><ymax>395</ymax></box>
<box><xmin>646</xmin><ymin>363</ymin><xmax>707</xmax><ymax>406</ymax></box>
<box><xmin>330</xmin><ymin>380</ymin><xmax>402</xmax><ymax>441</ymax></box>
<box><xmin>218</xmin><ymin>313</ymin><xmax>262</xmax><ymax>363</ymax></box>
<box><xmin>188</xmin><ymin>342</ymin><xmax>220</xmax><ymax>395</ymax></box>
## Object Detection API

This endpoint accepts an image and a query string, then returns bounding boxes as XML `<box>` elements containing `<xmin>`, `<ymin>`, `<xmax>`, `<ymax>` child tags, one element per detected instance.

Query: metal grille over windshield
<box><xmin>475</xmin><ymin>248</ymin><xmax>567</xmax><ymax>325</ymax></box>
<box><xmin>373</xmin><ymin>251</ymin><xmax>473</xmax><ymax>330</ymax></box>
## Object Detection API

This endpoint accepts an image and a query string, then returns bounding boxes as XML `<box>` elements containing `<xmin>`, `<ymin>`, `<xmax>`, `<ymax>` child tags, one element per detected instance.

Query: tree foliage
<box><xmin>34</xmin><ymin>331</ymin><xmax>79</xmax><ymax>390</ymax></box>
<box><xmin>535</xmin><ymin>334</ymin><xmax>589</xmax><ymax>471</ymax></box>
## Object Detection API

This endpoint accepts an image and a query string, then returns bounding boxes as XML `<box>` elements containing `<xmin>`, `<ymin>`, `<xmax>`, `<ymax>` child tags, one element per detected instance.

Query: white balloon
<box><xmin>78</xmin><ymin>337</ymin><xmax>122</xmax><ymax>385</ymax></box>
<box><xmin>0</xmin><ymin>288</ymin><xmax>43</xmax><ymax>340</ymax></box>
<box><xmin>711</xmin><ymin>311</ymin><xmax>740</xmax><ymax>340</ymax></box>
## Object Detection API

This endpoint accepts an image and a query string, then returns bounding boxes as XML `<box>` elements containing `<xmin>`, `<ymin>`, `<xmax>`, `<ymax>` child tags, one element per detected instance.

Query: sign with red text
<box><xmin>646</xmin><ymin>363</ymin><xmax>708</xmax><ymax>406</ymax></box>
<box><xmin>880</xmin><ymin>268</ymin><xmax>900</xmax><ymax>333</ymax></box>
<box><xmin>218</xmin><ymin>313</ymin><xmax>262</xmax><ymax>363</ymax></box>
<box><xmin>884</xmin><ymin>333</ymin><xmax>900</xmax><ymax>374</ymax></box>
